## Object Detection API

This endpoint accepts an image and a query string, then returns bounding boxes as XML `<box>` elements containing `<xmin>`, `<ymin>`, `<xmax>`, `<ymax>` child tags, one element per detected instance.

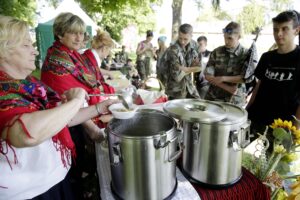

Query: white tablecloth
<box><xmin>95</xmin><ymin>143</ymin><xmax>200</xmax><ymax>200</ymax></box>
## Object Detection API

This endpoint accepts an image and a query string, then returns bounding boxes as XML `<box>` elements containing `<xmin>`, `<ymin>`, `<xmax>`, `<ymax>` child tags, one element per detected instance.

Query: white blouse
<box><xmin>0</xmin><ymin>139</ymin><xmax>70</xmax><ymax>200</ymax></box>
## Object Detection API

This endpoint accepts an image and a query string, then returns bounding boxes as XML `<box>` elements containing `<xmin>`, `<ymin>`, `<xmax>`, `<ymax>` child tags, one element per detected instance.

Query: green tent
<box><xmin>35</xmin><ymin>18</ymin><xmax>92</xmax><ymax>66</ymax></box>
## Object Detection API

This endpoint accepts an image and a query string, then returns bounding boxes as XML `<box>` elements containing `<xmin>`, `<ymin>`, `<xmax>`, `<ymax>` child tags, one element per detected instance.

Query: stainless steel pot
<box><xmin>164</xmin><ymin>99</ymin><xmax>251</xmax><ymax>187</ymax></box>
<box><xmin>106</xmin><ymin>111</ymin><xmax>181</xmax><ymax>200</ymax></box>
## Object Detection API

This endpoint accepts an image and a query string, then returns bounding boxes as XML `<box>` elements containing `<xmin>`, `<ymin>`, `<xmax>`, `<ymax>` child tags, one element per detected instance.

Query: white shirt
<box><xmin>91</xmin><ymin>49</ymin><xmax>101</xmax><ymax>68</ymax></box>
<box><xmin>0</xmin><ymin>140</ymin><xmax>70</xmax><ymax>200</ymax></box>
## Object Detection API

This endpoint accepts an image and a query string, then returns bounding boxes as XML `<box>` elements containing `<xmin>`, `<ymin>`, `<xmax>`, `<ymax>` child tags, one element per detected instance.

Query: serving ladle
<box><xmin>88</xmin><ymin>93</ymin><xmax>133</xmax><ymax>110</ymax></box>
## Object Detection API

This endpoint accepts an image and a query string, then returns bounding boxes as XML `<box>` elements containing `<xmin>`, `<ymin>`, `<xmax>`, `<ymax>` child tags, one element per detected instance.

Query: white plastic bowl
<box><xmin>109</xmin><ymin>103</ymin><xmax>138</xmax><ymax>119</ymax></box>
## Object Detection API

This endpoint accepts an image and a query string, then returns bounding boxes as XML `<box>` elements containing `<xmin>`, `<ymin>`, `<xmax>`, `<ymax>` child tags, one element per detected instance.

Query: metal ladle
<box><xmin>88</xmin><ymin>93</ymin><xmax>133</xmax><ymax>110</ymax></box>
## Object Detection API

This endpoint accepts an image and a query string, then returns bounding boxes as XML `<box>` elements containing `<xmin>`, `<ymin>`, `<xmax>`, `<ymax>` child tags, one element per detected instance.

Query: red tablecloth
<box><xmin>189</xmin><ymin>168</ymin><xmax>270</xmax><ymax>200</ymax></box>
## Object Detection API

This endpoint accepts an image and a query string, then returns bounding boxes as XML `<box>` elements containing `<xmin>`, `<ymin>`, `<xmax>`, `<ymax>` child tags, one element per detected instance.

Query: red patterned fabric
<box><xmin>191</xmin><ymin>168</ymin><xmax>270</xmax><ymax>200</ymax></box>
<box><xmin>0</xmin><ymin>71</ymin><xmax>74</xmax><ymax>167</ymax></box>
<box><xmin>82</xmin><ymin>49</ymin><xmax>115</xmax><ymax>95</ymax></box>
<box><xmin>41</xmin><ymin>41</ymin><xmax>101</xmax><ymax>105</ymax></box>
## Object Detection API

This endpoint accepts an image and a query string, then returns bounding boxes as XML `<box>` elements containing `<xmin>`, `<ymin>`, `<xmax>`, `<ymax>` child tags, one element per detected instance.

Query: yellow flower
<box><xmin>270</xmin><ymin>118</ymin><xmax>282</xmax><ymax>129</ymax></box>
<box><xmin>282</xmin><ymin>153</ymin><xmax>298</xmax><ymax>162</ymax></box>
<box><xmin>274</xmin><ymin>145</ymin><xmax>286</xmax><ymax>153</ymax></box>
<box><xmin>293</xmin><ymin>129</ymin><xmax>300</xmax><ymax>139</ymax></box>
<box><xmin>283</xmin><ymin>120</ymin><xmax>293</xmax><ymax>130</ymax></box>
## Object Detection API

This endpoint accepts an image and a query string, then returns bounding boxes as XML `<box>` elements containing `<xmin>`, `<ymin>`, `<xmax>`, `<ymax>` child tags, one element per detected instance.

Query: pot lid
<box><xmin>217</xmin><ymin>102</ymin><xmax>248</xmax><ymax>125</ymax></box>
<box><xmin>163</xmin><ymin>99</ymin><xmax>227</xmax><ymax>122</ymax></box>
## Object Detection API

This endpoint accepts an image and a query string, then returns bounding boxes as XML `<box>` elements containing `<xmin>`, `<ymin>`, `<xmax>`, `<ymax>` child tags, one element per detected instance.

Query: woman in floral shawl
<box><xmin>41</xmin><ymin>12</ymin><xmax>112</xmax><ymax>199</ymax></box>
<box><xmin>0</xmin><ymin>15</ymin><xmax>116</xmax><ymax>200</ymax></box>
<box><xmin>82</xmin><ymin>29</ymin><xmax>115</xmax><ymax>97</ymax></box>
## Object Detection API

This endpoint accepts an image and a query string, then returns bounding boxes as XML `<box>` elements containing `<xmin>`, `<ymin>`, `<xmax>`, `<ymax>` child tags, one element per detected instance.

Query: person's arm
<box><xmin>218</xmin><ymin>75</ymin><xmax>244</xmax><ymax>84</ymax></box>
<box><xmin>168</xmin><ymin>50</ymin><xmax>186</xmax><ymax>82</ymax></box>
<box><xmin>100</xmin><ymin>68</ymin><xmax>113</xmax><ymax>79</ymax></box>
<box><xmin>136</xmin><ymin>42</ymin><xmax>146</xmax><ymax>56</ymax></box>
<box><xmin>1</xmin><ymin>88</ymin><xmax>86</xmax><ymax>148</ymax></box>
<box><xmin>205</xmin><ymin>75</ymin><xmax>238</xmax><ymax>94</ymax></box>
<box><xmin>81</xmin><ymin>120</ymin><xmax>105</xmax><ymax>142</ymax></box>
<box><xmin>246</xmin><ymin>80</ymin><xmax>261</xmax><ymax>109</ymax></box>
<box><xmin>180</xmin><ymin>66</ymin><xmax>201</xmax><ymax>74</ymax></box>
<box><xmin>68</xmin><ymin>99</ymin><xmax>117</xmax><ymax>126</ymax></box>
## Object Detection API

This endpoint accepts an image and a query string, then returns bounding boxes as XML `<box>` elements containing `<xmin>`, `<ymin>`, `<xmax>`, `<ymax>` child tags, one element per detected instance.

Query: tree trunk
<box><xmin>171</xmin><ymin>0</ymin><xmax>184</xmax><ymax>42</ymax></box>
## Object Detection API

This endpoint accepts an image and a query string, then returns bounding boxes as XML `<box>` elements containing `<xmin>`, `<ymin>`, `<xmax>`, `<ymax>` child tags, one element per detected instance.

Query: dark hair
<box><xmin>146</xmin><ymin>30</ymin><xmax>153</xmax><ymax>38</ymax></box>
<box><xmin>224</xmin><ymin>21</ymin><xmax>241</xmax><ymax>33</ymax></box>
<box><xmin>197</xmin><ymin>36</ymin><xmax>207</xmax><ymax>42</ymax></box>
<box><xmin>179</xmin><ymin>23</ymin><xmax>193</xmax><ymax>34</ymax></box>
<box><xmin>272</xmin><ymin>10</ymin><xmax>299</xmax><ymax>28</ymax></box>
<box><xmin>273</xmin><ymin>10</ymin><xmax>300</xmax><ymax>45</ymax></box>
<box><xmin>293</xmin><ymin>10</ymin><xmax>300</xmax><ymax>45</ymax></box>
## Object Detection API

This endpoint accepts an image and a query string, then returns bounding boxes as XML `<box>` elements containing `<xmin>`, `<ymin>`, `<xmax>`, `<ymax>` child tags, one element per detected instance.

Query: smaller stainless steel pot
<box><xmin>106</xmin><ymin>111</ymin><xmax>181</xmax><ymax>200</ymax></box>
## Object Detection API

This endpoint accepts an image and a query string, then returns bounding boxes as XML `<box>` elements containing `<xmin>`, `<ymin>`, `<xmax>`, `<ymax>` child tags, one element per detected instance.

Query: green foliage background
<box><xmin>0</xmin><ymin>0</ymin><xmax>36</xmax><ymax>26</ymax></box>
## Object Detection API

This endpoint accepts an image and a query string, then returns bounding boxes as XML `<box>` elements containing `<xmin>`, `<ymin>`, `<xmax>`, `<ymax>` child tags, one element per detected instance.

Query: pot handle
<box><xmin>168</xmin><ymin>129</ymin><xmax>183</xmax><ymax>162</ymax></box>
<box><xmin>229</xmin><ymin>130</ymin><xmax>242</xmax><ymax>151</ymax></box>
<box><xmin>240</xmin><ymin>120</ymin><xmax>251</xmax><ymax>148</ymax></box>
<box><xmin>229</xmin><ymin>121</ymin><xmax>251</xmax><ymax>151</ymax></box>
<box><xmin>192</xmin><ymin>123</ymin><xmax>200</xmax><ymax>144</ymax></box>
<box><xmin>111</xmin><ymin>142</ymin><xmax>122</xmax><ymax>166</ymax></box>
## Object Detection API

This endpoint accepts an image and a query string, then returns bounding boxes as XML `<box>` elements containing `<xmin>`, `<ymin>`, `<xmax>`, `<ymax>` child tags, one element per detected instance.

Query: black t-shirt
<box><xmin>248</xmin><ymin>46</ymin><xmax>300</xmax><ymax>125</ymax></box>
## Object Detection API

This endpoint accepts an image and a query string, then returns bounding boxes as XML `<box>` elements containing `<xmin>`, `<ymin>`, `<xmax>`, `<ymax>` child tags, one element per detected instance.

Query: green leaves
<box><xmin>0</xmin><ymin>0</ymin><xmax>37</xmax><ymax>26</ymax></box>
<box><xmin>78</xmin><ymin>0</ymin><xmax>157</xmax><ymax>41</ymax></box>
<box><xmin>273</xmin><ymin>128</ymin><xmax>293</xmax><ymax>152</ymax></box>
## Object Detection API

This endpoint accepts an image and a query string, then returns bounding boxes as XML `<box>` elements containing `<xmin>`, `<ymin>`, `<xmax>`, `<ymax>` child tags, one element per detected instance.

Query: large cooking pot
<box><xmin>106</xmin><ymin>110</ymin><xmax>181</xmax><ymax>200</ymax></box>
<box><xmin>164</xmin><ymin>99</ymin><xmax>250</xmax><ymax>187</ymax></box>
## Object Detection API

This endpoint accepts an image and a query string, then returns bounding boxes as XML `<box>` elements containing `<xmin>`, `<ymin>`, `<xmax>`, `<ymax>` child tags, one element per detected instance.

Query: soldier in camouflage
<box><xmin>165</xmin><ymin>24</ymin><xmax>201</xmax><ymax>100</ymax></box>
<box><xmin>204</xmin><ymin>21</ymin><xmax>249</xmax><ymax>107</ymax></box>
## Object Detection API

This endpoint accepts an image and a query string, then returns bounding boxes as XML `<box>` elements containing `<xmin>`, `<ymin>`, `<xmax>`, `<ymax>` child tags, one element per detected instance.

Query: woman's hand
<box><xmin>96</xmin><ymin>99</ymin><xmax>120</xmax><ymax>114</ymax></box>
<box><xmin>61</xmin><ymin>88</ymin><xmax>89</xmax><ymax>104</ymax></box>
<box><xmin>99</xmin><ymin>114</ymin><xmax>113</xmax><ymax>123</ymax></box>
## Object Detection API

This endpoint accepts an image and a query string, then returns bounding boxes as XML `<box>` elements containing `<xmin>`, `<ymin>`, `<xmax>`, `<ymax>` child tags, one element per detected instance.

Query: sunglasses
<box><xmin>222</xmin><ymin>28</ymin><xmax>239</xmax><ymax>35</ymax></box>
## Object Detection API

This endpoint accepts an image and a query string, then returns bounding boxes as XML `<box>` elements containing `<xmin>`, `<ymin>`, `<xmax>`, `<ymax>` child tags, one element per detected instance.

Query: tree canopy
<box><xmin>78</xmin><ymin>0</ymin><xmax>160</xmax><ymax>41</ymax></box>
<box><xmin>0</xmin><ymin>0</ymin><xmax>36</xmax><ymax>26</ymax></box>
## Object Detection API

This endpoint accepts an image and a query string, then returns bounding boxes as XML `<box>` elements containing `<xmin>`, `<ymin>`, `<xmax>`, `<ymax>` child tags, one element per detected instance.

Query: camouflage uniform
<box><xmin>119</xmin><ymin>51</ymin><xmax>128</xmax><ymax>64</ymax></box>
<box><xmin>165</xmin><ymin>41</ymin><xmax>200</xmax><ymax>99</ymax></box>
<box><xmin>204</xmin><ymin>44</ymin><xmax>248</xmax><ymax>106</ymax></box>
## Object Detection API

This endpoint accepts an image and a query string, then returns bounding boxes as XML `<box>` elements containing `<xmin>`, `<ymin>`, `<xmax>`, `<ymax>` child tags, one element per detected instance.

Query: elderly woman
<box><xmin>0</xmin><ymin>15</ymin><xmax>116</xmax><ymax>199</ymax></box>
<box><xmin>82</xmin><ymin>29</ymin><xmax>115</xmax><ymax>98</ymax></box>
<box><xmin>40</xmin><ymin>12</ymin><xmax>112</xmax><ymax>199</ymax></box>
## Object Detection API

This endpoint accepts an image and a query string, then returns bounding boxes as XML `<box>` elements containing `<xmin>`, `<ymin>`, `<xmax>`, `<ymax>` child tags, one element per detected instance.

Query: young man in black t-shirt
<box><xmin>247</xmin><ymin>10</ymin><xmax>300</xmax><ymax>136</ymax></box>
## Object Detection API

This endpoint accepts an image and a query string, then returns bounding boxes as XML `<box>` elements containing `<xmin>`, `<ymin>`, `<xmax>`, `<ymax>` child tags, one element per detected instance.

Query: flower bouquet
<box><xmin>243</xmin><ymin>118</ymin><xmax>300</xmax><ymax>200</ymax></box>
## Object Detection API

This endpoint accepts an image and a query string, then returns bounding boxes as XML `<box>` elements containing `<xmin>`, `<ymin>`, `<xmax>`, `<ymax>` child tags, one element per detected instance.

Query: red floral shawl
<box><xmin>41</xmin><ymin>41</ymin><xmax>102</xmax><ymax>105</ymax></box>
<box><xmin>41</xmin><ymin>41</ymin><xmax>115</xmax><ymax>128</ymax></box>
<box><xmin>82</xmin><ymin>49</ymin><xmax>115</xmax><ymax>94</ymax></box>
<box><xmin>0</xmin><ymin>71</ymin><xmax>75</xmax><ymax>168</ymax></box>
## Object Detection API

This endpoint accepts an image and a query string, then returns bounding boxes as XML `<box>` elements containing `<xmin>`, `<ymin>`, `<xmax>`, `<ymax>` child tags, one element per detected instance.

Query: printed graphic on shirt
<box><xmin>265</xmin><ymin>67</ymin><xmax>295</xmax><ymax>81</ymax></box>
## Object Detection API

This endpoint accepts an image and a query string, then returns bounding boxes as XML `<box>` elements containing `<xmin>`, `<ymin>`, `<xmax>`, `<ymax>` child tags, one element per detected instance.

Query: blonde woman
<box><xmin>82</xmin><ymin>29</ymin><xmax>115</xmax><ymax>91</ymax></box>
<box><xmin>0</xmin><ymin>15</ymin><xmax>116</xmax><ymax>199</ymax></box>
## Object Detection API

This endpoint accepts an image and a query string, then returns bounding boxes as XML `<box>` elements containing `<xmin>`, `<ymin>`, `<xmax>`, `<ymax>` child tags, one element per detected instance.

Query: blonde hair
<box><xmin>53</xmin><ymin>12</ymin><xmax>86</xmax><ymax>40</ymax></box>
<box><xmin>92</xmin><ymin>29</ymin><xmax>114</xmax><ymax>49</ymax></box>
<box><xmin>0</xmin><ymin>15</ymin><xmax>28</xmax><ymax>58</ymax></box>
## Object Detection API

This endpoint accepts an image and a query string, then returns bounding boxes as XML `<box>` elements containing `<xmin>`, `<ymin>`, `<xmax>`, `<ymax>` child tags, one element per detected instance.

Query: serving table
<box><xmin>95</xmin><ymin>103</ymin><xmax>270</xmax><ymax>200</ymax></box>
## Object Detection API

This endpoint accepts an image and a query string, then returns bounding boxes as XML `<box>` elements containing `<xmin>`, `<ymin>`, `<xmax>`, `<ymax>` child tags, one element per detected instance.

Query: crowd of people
<box><xmin>0</xmin><ymin>9</ymin><xmax>300</xmax><ymax>200</ymax></box>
